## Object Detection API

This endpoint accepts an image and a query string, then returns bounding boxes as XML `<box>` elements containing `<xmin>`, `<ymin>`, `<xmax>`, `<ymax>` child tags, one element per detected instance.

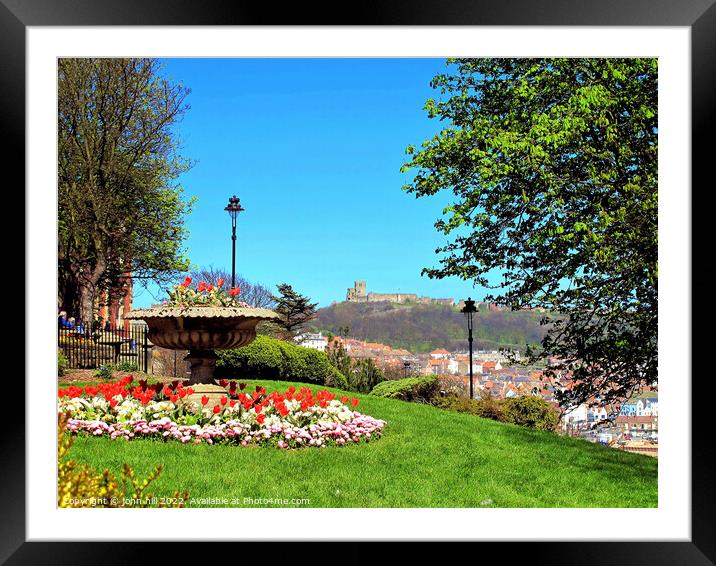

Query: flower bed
<box><xmin>58</xmin><ymin>377</ymin><xmax>386</xmax><ymax>448</ymax></box>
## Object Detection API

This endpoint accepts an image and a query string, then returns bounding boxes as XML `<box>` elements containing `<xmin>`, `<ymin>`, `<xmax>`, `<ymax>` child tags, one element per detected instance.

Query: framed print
<box><xmin>6</xmin><ymin>0</ymin><xmax>712</xmax><ymax>561</ymax></box>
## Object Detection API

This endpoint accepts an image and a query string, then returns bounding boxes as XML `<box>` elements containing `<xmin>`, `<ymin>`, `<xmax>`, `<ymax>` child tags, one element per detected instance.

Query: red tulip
<box><xmin>201</xmin><ymin>395</ymin><xmax>209</xmax><ymax>406</ymax></box>
<box><xmin>198</xmin><ymin>281</ymin><xmax>207</xmax><ymax>292</ymax></box>
<box><xmin>229</xmin><ymin>287</ymin><xmax>241</xmax><ymax>297</ymax></box>
<box><xmin>170</xmin><ymin>394</ymin><xmax>179</xmax><ymax>403</ymax></box>
<box><xmin>218</xmin><ymin>379</ymin><xmax>228</xmax><ymax>388</ymax></box>
<box><xmin>220</xmin><ymin>396</ymin><xmax>228</xmax><ymax>406</ymax></box>
<box><xmin>340</xmin><ymin>396</ymin><xmax>348</xmax><ymax>403</ymax></box>
<box><xmin>163</xmin><ymin>386</ymin><xmax>173</xmax><ymax>397</ymax></box>
<box><xmin>213</xmin><ymin>404</ymin><xmax>221</xmax><ymax>414</ymax></box>
<box><xmin>207</xmin><ymin>284</ymin><xmax>214</xmax><ymax>292</ymax></box>
<box><xmin>351</xmin><ymin>398</ymin><xmax>359</xmax><ymax>407</ymax></box>
<box><xmin>217</xmin><ymin>278</ymin><xmax>224</xmax><ymax>287</ymax></box>
<box><xmin>256</xmin><ymin>413</ymin><xmax>265</xmax><ymax>424</ymax></box>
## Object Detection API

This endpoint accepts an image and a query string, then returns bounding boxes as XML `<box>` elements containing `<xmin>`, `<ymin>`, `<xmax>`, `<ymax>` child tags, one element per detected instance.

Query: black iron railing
<box><xmin>58</xmin><ymin>319</ymin><xmax>150</xmax><ymax>373</ymax></box>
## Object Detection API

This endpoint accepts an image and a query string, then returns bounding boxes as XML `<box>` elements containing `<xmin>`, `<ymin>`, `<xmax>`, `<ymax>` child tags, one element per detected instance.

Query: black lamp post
<box><xmin>224</xmin><ymin>195</ymin><xmax>245</xmax><ymax>288</ymax></box>
<box><xmin>403</xmin><ymin>360</ymin><xmax>411</xmax><ymax>379</ymax></box>
<box><xmin>461</xmin><ymin>297</ymin><xmax>478</xmax><ymax>399</ymax></box>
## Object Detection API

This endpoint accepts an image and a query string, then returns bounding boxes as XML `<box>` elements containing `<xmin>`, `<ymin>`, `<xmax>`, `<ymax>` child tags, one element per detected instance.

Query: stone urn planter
<box><xmin>125</xmin><ymin>306</ymin><xmax>279</xmax><ymax>385</ymax></box>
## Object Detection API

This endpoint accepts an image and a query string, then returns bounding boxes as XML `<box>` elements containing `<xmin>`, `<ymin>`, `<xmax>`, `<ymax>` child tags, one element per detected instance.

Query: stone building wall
<box><xmin>345</xmin><ymin>280</ymin><xmax>453</xmax><ymax>305</ymax></box>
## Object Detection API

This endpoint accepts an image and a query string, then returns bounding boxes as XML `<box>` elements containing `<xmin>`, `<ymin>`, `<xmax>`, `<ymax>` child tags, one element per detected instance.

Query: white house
<box><xmin>447</xmin><ymin>358</ymin><xmax>459</xmax><ymax>375</ymax></box>
<box><xmin>589</xmin><ymin>406</ymin><xmax>609</xmax><ymax>422</ymax></box>
<box><xmin>296</xmin><ymin>332</ymin><xmax>328</xmax><ymax>352</ymax></box>
<box><xmin>563</xmin><ymin>403</ymin><xmax>589</xmax><ymax>423</ymax></box>
<box><xmin>430</xmin><ymin>349</ymin><xmax>451</xmax><ymax>359</ymax></box>
<box><xmin>636</xmin><ymin>397</ymin><xmax>658</xmax><ymax>416</ymax></box>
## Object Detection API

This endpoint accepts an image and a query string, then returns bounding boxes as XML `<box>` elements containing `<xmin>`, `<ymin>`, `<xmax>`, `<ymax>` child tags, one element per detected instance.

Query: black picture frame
<box><xmin>7</xmin><ymin>0</ymin><xmax>711</xmax><ymax>562</ymax></box>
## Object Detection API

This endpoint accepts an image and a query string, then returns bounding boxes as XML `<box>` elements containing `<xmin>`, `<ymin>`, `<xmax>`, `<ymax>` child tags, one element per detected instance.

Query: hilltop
<box><xmin>310</xmin><ymin>301</ymin><xmax>548</xmax><ymax>354</ymax></box>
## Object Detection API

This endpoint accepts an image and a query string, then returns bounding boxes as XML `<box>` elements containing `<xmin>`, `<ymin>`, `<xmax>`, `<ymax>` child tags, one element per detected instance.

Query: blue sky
<box><xmin>135</xmin><ymin>58</ymin><xmax>492</xmax><ymax>308</ymax></box>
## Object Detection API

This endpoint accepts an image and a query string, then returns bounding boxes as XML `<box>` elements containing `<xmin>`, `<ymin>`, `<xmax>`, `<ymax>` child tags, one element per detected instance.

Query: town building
<box><xmin>296</xmin><ymin>332</ymin><xmax>329</xmax><ymax>352</ymax></box>
<box><xmin>430</xmin><ymin>349</ymin><xmax>450</xmax><ymax>359</ymax></box>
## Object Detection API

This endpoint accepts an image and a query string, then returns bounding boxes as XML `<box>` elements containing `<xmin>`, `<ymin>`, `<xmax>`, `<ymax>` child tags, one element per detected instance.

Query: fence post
<box><xmin>143</xmin><ymin>326</ymin><xmax>149</xmax><ymax>374</ymax></box>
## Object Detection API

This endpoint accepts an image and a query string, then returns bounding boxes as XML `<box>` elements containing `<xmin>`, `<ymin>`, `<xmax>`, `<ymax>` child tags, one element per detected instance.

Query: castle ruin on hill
<box><xmin>345</xmin><ymin>280</ymin><xmax>454</xmax><ymax>306</ymax></box>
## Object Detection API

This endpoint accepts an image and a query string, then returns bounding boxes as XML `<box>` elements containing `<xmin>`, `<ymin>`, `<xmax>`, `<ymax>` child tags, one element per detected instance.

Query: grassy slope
<box><xmin>311</xmin><ymin>301</ymin><xmax>548</xmax><ymax>353</ymax></box>
<box><xmin>66</xmin><ymin>379</ymin><xmax>657</xmax><ymax>508</ymax></box>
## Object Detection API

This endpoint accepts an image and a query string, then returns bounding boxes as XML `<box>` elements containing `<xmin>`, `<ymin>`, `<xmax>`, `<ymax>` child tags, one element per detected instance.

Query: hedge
<box><xmin>216</xmin><ymin>335</ymin><xmax>348</xmax><ymax>389</ymax></box>
<box><xmin>370</xmin><ymin>376</ymin><xmax>439</xmax><ymax>402</ymax></box>
<box><xmin>500</xmin><ymin>395</ymin><xmax>560</xmax><ymax>431</ymax></box>
<box><xmin>435</xmin><ymin>394</ymin><xmax>559</xmax><ymax>431</ymax></box>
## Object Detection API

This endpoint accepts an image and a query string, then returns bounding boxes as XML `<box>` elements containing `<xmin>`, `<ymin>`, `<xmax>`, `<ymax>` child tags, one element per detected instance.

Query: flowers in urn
<box><xmin>166</xmin><ymin>276</ymin><xmax>251</xmax><ymax>308</ymax></box>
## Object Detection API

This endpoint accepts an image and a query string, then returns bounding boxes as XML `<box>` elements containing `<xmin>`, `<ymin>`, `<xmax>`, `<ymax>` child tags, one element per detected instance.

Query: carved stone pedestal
<box><xmin>185</xmin><ymin>350</ymin><xmax>218</xmax><ymax>385</ymax></box>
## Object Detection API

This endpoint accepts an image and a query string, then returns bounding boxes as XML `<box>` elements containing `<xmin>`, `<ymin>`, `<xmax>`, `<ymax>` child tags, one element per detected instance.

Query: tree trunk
<box><xmin>75</xmin><ymin>251</ymin><xmax>107</xmax><ymax>323</ymax></box>
<box><xmin>58</xmin><ymin>266</ymin><xmax>80</xmax><ymax>316</ymax></box>
<box><xmin>78</xmin><ymin>282</ymin><xmax>96</xmax><ymax>324</ymax></box>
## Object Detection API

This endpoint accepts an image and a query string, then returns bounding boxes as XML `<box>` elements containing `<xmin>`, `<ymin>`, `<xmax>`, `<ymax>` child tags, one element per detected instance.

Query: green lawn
<box><xmin>65</xmin><ymin>379</ymin><xmax>658</xmax><ymax>508</ymax></box>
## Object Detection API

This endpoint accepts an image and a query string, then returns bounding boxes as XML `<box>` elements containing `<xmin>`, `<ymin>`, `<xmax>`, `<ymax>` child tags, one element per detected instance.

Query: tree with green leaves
<box><xmin>270</xmin><ymin>283</ymin><xmax>319</xmax><ymax>341</ymax></box>
<box><xmin>325</xmin><ymin>340</ymin><xmax>385</xmax><ymax>393</ymax></box>
<box><xmin>402</xmin><ymin>58</ymin><xmax>657</xmax><ymax>408</ymax></box>
<box><xmin>58</xmin><ymin>58</ymin><xmax>195</xmax><ymax>321</ymax></box>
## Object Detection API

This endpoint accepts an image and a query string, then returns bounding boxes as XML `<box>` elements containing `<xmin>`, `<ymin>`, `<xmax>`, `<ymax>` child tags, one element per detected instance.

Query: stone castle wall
<box><xmin>346</xmin><ymin>280</ymin><xmax>453</xmax><ymax>306</ymax></box>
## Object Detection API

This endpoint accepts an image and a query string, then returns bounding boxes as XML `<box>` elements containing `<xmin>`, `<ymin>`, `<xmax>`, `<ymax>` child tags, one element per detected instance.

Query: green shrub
<box><xmin>370</xmin><ymin>376</ymin><xmax>439</xmax><ymax>402</ymax></box>
<box><xmin>500</xmin><ymin>395</ymin><xmax>560</xmax><ymax>431</ymax></box>
<box><xmin>216</xmin><ymin>335</ymin><xmax>347</xmax><ymax>387</ymax></box>
<box><xmin>348</xmin><ymin>358</ymin><xmax>385</xmax><ymax>393</ymax></box>
<box><xmin>58</xmin><ymin>349</ymin><xmax>69</xmax><ymax>377</ymax></box>
<box><xmin>114</xmin><ymin>360</ymin><xmax>138</xmax><ymax>372</ymax></box>
<box><xmin>434</xmin><ymin>392</ymin><xmax>505</xmax><ymax>421</ymax></box>
<box><xmin>325</xmin><ymin>366</ymin><xmax>349</xmax><ymax>390</ymax></box>
<box><xmin>326</xmin><ymin>341</ymin><xmax>384</xmax><ymax>393</ymax></box>
<box><xmin>93</xmin><ymin>365</ymin><xmax>113</xmax><ymax>380</ymax></box>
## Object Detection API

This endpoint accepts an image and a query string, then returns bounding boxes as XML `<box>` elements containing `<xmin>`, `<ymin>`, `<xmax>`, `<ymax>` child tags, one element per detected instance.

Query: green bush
<box><xmin>325</xmin><ymin>366</ymin><xmax>349</xmax><ymax>390</ymax></box>
<box><xmin>500</xmin><ymin>395</ymin><xmax>560</xmax><ymax>431</ymax></box>
<box><xmin>433</xmin><ymin>392</ymin><xmax>505</xmax><ymax>421</ymax></box>
<box><xmin>58</xmin><ymin>349</ymin><xmax>69</xmax><ymax>377</ymax></box>
<box><xmin>93</xmin><ymin>365</ymin><xmax>113</xmax><ymax>380</ymax></box>
<box><xmin>348</xmin><ymin>358</ymin><xmax>385</xmax><ymax>393</ymax></box>
<box><xmin>434</xmin><ymin>393</ymin><xmax>558</xmax><ymax>431</ymax></box>
<box><xmin>216</xmin><ymin>335</ymin><xmax>347</xmax><ymax>387</ymax></box>
<box><xmin>114</xmin><ymin>360</ymin><xmax>138</xmax><ymax>372</ymax></box>
<box><xmin>325</xmin><ymin>342</ymin><xmax>384</xmax><ymax>393</ymax></box>
<box><xmin>370</xmin><ymin>376</ymin><xmax>439</xmax><ymax>402</ymax></box>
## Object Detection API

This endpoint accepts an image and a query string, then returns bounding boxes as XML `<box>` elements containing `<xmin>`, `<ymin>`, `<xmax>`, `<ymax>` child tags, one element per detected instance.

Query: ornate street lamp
<box><xmin>224</xmin><ymin>195</ymin><xmax>245</xmax><ymax>288</ymax></box>
<box><xmin>403</xmin><ymin>360</ymin><xmax>411</xmax><ymax>379</ymax></box>
<box><xmin>461</xmin><ymin>297</ymin><xmax>478</xmax><ymax>399</ymax></box>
